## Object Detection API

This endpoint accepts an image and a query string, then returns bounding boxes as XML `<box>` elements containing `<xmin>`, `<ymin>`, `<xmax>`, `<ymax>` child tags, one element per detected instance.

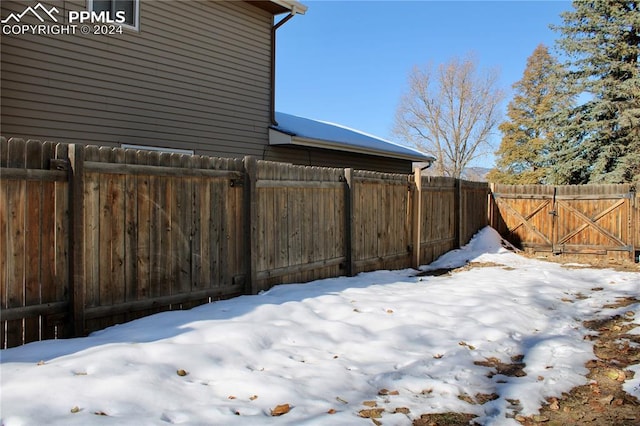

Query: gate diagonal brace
<box><xmin>498</xmin><ymin>198</ymin><xmax>553</xmax><ymax>245</ymax></box>
<box><xmin>555</xmin><ymin>199</ymin><xmax>627</xmax><ymax>247</ymax></box>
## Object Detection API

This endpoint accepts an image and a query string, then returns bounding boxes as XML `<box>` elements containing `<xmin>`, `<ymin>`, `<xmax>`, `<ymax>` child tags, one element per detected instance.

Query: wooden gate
<box><xmin>491</xmin><ymin>184</ymin><xmax>636</xmax><ymax>260</ymax></box>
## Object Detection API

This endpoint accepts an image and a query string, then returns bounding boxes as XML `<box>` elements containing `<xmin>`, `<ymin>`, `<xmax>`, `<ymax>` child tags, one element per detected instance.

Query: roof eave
<box><xmin>269</xmin><ymin>129</ymin><xmax>435</xmax><ymax>163</ymax></box>
<box><xmin>252</xmin><ymin>0</ymin><xmax>307</xmax><ymax>15</ymax></box>
<box><xmin>270</xmin><ymin>0</ymin><xmax>307</xmax><ymax>14</ymax></box>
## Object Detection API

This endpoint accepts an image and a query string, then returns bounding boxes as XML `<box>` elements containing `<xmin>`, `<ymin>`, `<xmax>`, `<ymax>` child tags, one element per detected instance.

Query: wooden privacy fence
<box><xmin>490</xmin><ymin>183</ymin><xmax>638</xmax><ymax>261</ymax></box>
<box><xmin>1</xmin><ymin>137</ymin><xmax>489</xmax><ymax>348</ymax></box>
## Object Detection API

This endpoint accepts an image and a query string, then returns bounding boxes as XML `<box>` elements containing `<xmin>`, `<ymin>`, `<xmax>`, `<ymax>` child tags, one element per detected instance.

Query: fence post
<box><xmin>412</xmin><ymin>167</ymin><xmax>422</xmax><ymax>268</ymax></box>
<box><xmin>244</xmin><ymin>156</ymin><xmax>258</xmax><ymax>294</ymax></box>
<box><xmin>454</xmin><ymin>178</ymin><xmax>461</xmax><ymax>247</ymax></box>
<box><xmin>488</xmin><ymin>182</ymin><xmax>495</xmax><ymax>230</ymax></box>
<box><xmin>68</xmin><ymin>144</ymin><xmax>85</xmax><ymax>337</ymax></box>
<box><xmin>344</xmin><ymin>168</ymin><xmax>354</xmax><ymax>276</ymax></box>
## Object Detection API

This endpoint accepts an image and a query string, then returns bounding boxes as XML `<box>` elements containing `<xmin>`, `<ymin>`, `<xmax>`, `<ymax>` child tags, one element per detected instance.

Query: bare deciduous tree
<box><xmin>394</xmin><ymin>54</ymin><xmax>504</xmax><ymax>178</ymax></box>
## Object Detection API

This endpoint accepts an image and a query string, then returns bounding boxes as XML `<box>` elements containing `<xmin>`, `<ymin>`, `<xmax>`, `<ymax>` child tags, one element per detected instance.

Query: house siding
<box><xmin>264</xmin><ymin>145</ymin><xmax>413</xmax><ymax>174</ymax></box>
<box><xmin>1</xmin><ymin>0</ymin><xmax>273</xmax><ymax>157</ymax></box>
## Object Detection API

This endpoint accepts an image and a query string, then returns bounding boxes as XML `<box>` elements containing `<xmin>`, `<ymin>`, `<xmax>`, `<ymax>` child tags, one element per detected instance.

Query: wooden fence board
<box><xmin>233</xmin><ymin>169</ymin><xmax>244</xmax><ymax>292</ymax></box>
<box><xmin>112</xmin><ymin>148</ymin><xmax>126</xmax><ymax>326</ymax></box>
<box><xmin>24</xmin><ymin>140</ymin><xmax>42</xmax><ymax>343</ymax></box>
<box><xmin>1</xmin><ymin>138</ymin><xmax>9</xmax><ymax>346</ymax></box>
<box><xmin>172</xmin><ymin>154</ymin><xmax>189</xmax><ymax>300</ymax></box>
<box><xmin>135</xmin><ymin>151</ymin><xmax>151</xmax><ymax>302</ymax></box>
<box><xmin>191</xmin><ymin>161</ymin><xmax>203</xmax><ymax>294</ymax></box>
<box><xmin>158</xmin><ymin>152</ymin><xmax>173</xmax><ymax>304</ymax></box>
<box><xmin>124</xmin><ymin>149</ymin><xmax>138</xmax><ymax>310</ymax></box>
<box><xmin>220</xmin><ymin>173</ymin><xmax>233</xmax><ymax>288</ymax></box>
<box><xmin>52</xmin><ymin>143</ymin><xmax>69</xmax><ymax>339</ymax></box>
<box><xmin>98</xmin><ymin>147</ymin><xmax>114</xmax><ymax>312</ymax></box>
<box><xmin>210</xmin><ymin>165</ymin><xmax>222</xmax><ymax>290</ymax></box>
<box><xmin>6</xmin><ymin>139</ymin><xmax>26</xmax><ymax>347</ymax></box>
<box><xmin>40</xmin><ymin>152</ymin><xmax>56</xmax><ymax>339</ymax></box>
<box><xmin>196</xmin><ymin>173</ymin><xmax>209</xmax><ymax>290</ymax></box>
<box><xmin>314</xmin><ymin>179</ymin><xmax>324</xmax><ymax>282</ymax></box>
<box><xmin>84</xmin><ymin>146</ymin><xmax>99</xmax><ymax>310</ymax></box>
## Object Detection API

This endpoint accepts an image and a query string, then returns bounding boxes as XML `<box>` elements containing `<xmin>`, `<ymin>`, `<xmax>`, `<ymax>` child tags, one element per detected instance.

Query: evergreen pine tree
<box><xmin>488</xmin><ymin>44</ymin><xmax>572</xmax><ymax>184</ymax></box>
<box><xmin>551</xmin><ymin>0</ymin><xmax>640</xmax><ymax>184</ymax></box>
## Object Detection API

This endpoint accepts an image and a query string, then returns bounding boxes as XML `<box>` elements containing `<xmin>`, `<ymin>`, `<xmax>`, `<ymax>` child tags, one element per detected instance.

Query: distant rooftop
<box><xmin>269</xmin><ymin>112</ymin><xmax>434</xmax><ymax>163</ymax></box>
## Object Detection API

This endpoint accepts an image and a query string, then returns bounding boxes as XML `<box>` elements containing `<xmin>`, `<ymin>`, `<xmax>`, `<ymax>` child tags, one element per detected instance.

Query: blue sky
<box><xmin>275</xmin><ymin>1</ymin><xmax>571</xmax><ymax>168</ymax></box>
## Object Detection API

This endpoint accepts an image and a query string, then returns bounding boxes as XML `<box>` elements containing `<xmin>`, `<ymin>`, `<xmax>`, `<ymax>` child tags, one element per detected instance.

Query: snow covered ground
<box><xmin>1</xmin><ymin>227</ymin><xmax>639</xmax><ymax>426</ymax></box>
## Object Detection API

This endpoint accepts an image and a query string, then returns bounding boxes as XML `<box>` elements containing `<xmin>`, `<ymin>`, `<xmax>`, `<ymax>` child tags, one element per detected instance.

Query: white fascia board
<box><xmin>269</xmin><ymin>0</ymin><xmax>308</xmax><ymax>14</ymax></box>
<box><xmin>269</xmin><ymin>129</ymin><xmax>431</xmax><ymax>162</ymax></box>
<box><xmin>269</xmin><ymin>128</ymin><xmax>294</xmax><ymax>145</ymax></box>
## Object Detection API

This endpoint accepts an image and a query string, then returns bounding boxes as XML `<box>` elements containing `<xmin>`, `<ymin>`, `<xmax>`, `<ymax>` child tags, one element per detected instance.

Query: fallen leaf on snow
<box><xmin>458</xmin><ymin>341</ymin><xmax>476</xmax><ymax>350</ymax></box>
<box><xmin>270</xmin><ymin>404</ymin><xmax>291</xmax><ymax>416</ymax></box>
<box><xmin>358</xmin><ymin>408</ymin><xmax>384</xmax><ymax>419</ymax></box>
<box><xmin>249</xmin><ymin>395</ymin><xmax>258</xmax><ymax>401</ymax></box>
<box><xmin>362</xmin><ymin>400</ymin><xmax>377</xmax><ymax>407</ymax></box>
<box><xmin>176</xmin><ymin>369</ymin><xmax>188</xmax><ymax>377</ymax></box>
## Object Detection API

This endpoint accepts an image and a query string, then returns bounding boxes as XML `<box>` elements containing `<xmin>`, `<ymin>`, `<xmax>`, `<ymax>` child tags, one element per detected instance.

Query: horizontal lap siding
<box><xmin>1</xmin><ymin>0</ymin><xmax>272</xmax><ymax>157</ymax></box>
<box><xmin>264</xmin><ymin>145</ymin><xmax>413</xmax><ymax>174</ymax></box>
